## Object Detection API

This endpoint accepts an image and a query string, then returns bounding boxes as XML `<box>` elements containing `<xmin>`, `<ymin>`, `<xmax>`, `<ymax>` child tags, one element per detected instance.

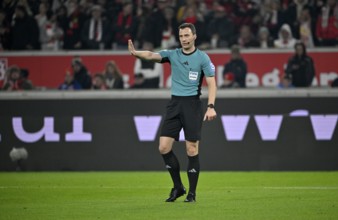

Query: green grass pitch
<box><xmin>0</xmin><ymin>172</ymin><xmax>337</xmax><ymax>220</ymax></box>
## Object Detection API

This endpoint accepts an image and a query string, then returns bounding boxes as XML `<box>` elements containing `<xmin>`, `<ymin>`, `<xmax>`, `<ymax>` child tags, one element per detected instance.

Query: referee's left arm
<box><xmin>204</xmin><ymin>76</ymin><xmax>217</xmax><ymax>121</ymax></box>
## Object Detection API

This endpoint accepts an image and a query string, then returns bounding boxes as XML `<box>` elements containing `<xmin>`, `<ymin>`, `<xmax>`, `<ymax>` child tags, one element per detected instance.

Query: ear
<box><xmin>194</xmin><ymin>34</ymin><xmax>197</xmax><ymax>40</ymax></box>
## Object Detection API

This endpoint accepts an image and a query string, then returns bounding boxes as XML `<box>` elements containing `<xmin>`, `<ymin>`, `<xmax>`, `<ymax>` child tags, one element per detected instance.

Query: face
<box><xmin>123</xmin><ymin>3</ymin><xmax>133</xmax><ymax>15</ymax></box>
<box><xmin>164</xmin><ymin>7</ymin><xmax>174</xmax><ymax>20</ymax></box>
<box><xmin>106</xmin><ymin>64</ymin><xmax>115</xmax><ymax>74</ymax></box>
<box><xmin>259</xmin><ymin>31</ymin><xmax>269</xmax><ymax>40</ymax></box>
<box><xmin>240</xmin><ymin>26</ymin><xmax>251</xmax><ymax>39</ymax></box>
<box><xmin>94</xmin><ymin>76</ymin><xmax>104</xmax><ymax>86</ymax></box>
<box><xmin>92</xmin><ymin>9</ymin><xmax>101</xmax><ymax>19</ymax></box>
<box><xmin>15</xmin><ymin>8</ymin><xmax>24</xmax><ymax>18</ymax></box>
<box><xmin>281</xmin><ymin>29</ymin><xmax>289</xmax><ymax>39</ymax></box>
<box><xmin>179</xmin><ymin>27</ymin><xmax>196</xmax><ymax>50</ymax></box>
<box><xmin>271</xmin><ymin>1</ymin><xmax>280</xmax><ymax>10</ymax></box>
<box><xmin>39</xmin><ymin>3</ymin><xmax>47</xmax><ymax>14</ymax></box>
<box><xmin>231</xmin><ymin>52</ymin><xmax>240</xmax><ymax>60</ymax></box>
<box><xmin>282</xmin><ymin>77</ymin><xmax>291</xmax><ymax>87</ymax></box>
<box><xmin>65</xmin><ymin>73</ymin><xmax>73</xmax><ymax>83</ymax></box>
<box><xmin>186</xmin><ymin>7</ymin><xmax>196</xmax><ymax>17</ymax></box>
<box><xmin>72</xmin><ymin>63</ymin><xmax>81</xmax><ymax>72</ymax></box>
<box><xmin>295</xmin><ymin>45</ymin><xmax>304</xmax><ymax>56</ymax></box>
<box><xmin>300</xmin><ymin>9</ymin><xmax>310</xmax><ymax>21</ymax></box>
<box><xmin>11</xmin><ymin>70</ymin><xmax>20</xmax><ymax>80</ymax></box>
<box><xmin>157</xmin><ymin>1</ymin><xmax>169</xmax><ymax>10</ymax></box>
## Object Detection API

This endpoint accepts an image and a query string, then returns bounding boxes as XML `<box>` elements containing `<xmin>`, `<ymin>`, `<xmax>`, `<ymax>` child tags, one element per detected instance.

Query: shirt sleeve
<box><xmin>158</xmin><ymin>50</ymin><xmax>171</xmax><ymax>63</ymax></box>
<box><xmin>202</xmin><ymin>53</ymin><xmax>215</xmax><ymax>77</ymax></box>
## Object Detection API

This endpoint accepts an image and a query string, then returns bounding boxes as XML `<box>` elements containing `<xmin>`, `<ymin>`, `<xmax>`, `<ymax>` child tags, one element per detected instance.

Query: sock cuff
<box><xmin>187</xmin><ymin>154</ymin><xmax>199</xmax><ymax>160</ymax></box>
<box><xmin>162</xmin><ymin>150</ymin><xmax>174</xmax><ymax>159</ymax></box>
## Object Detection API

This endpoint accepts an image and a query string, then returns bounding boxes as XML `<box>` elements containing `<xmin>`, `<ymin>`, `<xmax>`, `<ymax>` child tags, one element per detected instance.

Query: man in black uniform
<box><xmin>128</xmin><ymin>23</ymin><xmax>217</xmax><ymax>202</ymax></box>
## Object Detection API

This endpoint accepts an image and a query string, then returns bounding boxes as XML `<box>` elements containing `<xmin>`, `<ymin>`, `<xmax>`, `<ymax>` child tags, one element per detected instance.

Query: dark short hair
<box><xmin>179</xmin><ymin>23</ymin><xmax>196</xmax><ymax>35</ymax></box>
<box><xmin>15</xmin><ymin>5</ymin><xmax>27</xmax><ymax>14</ymax></box>
<box><xmin>294</xmin><ymin>42</ymin><xmax>307</xmax><ymax>55</ymax></box>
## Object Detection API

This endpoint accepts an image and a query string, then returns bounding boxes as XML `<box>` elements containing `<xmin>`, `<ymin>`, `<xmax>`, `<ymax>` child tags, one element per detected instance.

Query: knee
<box><xmin>186</xmin><ymin>141</ymin><xmax>199</xmax><ymax>156</ymax></box>
<box><xmin>159</xmin><ymin>143</ymin><xmax>171</xmax><ymax>155</ymax></box>
<box><xmin>158</xmin><ymin>137</ymin><xmax>174</xmax><ymax>155</ymax></box>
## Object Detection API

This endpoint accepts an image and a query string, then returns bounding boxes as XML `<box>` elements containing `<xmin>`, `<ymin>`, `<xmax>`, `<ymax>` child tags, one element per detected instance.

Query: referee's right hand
<box><xmin>128</xmin><ymin>39</ymin><xmax>136</xmax><ymax>56</ymax></box>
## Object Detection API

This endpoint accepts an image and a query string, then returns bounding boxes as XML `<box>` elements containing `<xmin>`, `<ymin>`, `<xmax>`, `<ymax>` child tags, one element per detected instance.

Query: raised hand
<box><xmin>128</xmin><ymin>39</ymin><xmax>136</xmax><ymax>56</ymax></box>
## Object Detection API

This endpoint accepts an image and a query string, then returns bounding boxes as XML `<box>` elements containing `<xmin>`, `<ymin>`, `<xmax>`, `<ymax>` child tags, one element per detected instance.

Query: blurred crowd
<box><xmin>1</xmin><ymin>0</ymin><xmax>338</xmax><ymax>51</ymax></box>
<box><xmin>2</xmin><ymin>0</ymin><xmax>338</xmax><ymax>91</ymax></box>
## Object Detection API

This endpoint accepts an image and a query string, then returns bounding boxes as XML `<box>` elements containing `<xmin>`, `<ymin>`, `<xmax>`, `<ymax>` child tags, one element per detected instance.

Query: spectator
<box><xmin>220</xmin><ymin>72</ymin><xmax>240</xmax><ymax>88</ymax></box>
<box><xmin>274</xmin><ymin>23</ymin><xmax>298</xmax><ymax>48</ymax></box>
<box><xmin>58</xmin><ymin>72</ymin><xmax>81</xmax><ymax>90</ymax></box>
<box><xmin>92</xmin><ymin>73</ymin><xmax>107</xmax><ymax>90</ymax></box>
<box><xmin>161</xmin><ymin>7</ymin><xmax>178</xmax><ymax>49</ymax></box>
<box><xmin>19</xmin><ymin>68</ymin><xmax>34</xmax><ymax>90</ymax></box>
<box><xmin>17</xmin><ymin>0</ymin><xmax>34</xmax><ymax>16</ymax></box>
<box><xmin>134</xmin><ymin>3</ymin><xmax>153</xmax><ymax>48</ymax></box>
<box><xmin>112</xmin><ymin>1</ymin><xmax>138</xmax><ymax>49</ymax></box>
<box><xmin>143</xmin><ymin>0</ymin><xmax>170</xmax><ymax>49</ymax></box>
<box><xmin>181</xmin><ymin>5</ymin><xmax>208</xmax><ymax>48</ymax></box>
<box><xmin>130</xmin><ymin>73</ymin><xmax>147</xmax><ymax>89</ymax></box>
<box><xmin>71</xmin><ymin>59</ymin><xmax>92</xmax><ymax>89</ymax></box>
<box><xmin>277</xmin><ymin>74</ymin><xmax>294</xmax><ymax>88</ymax></box>
<box><xmin>2</xmin><ymin>0</ymin><xmax>17</xmax><ymax>24</ymax></box>
<box><xmin>10</xmin><ymin>5</ymin><xmax>39</xmax><ymax>50</ymax></box>
<box><xmin>331</xmin><ymin>77</ymin><xmax>338</xmax><ymax>87</ymax></box>
<box><xmin>81</xmin><ymin>5</ymin><xmax>111</xmax><ymax>50</ymax></box>
<box><xmin>2</xmin><ymin>65</ymin><xmax>33</xmax><ymax>90</ymax></box>
<box><xmin>223</xmin><ymin>45</ymin><xmax>248</xmax><ymax>88</ymax></box>
<box><xmin>133</xmin><ymin>41</ymin><xmax>164</xmax><ymax>88</ymax></box>
<box><xmin>0</xmin><ymin>9</ymin><xmax>11</xmax><ymax>50</ymax></box>
<box><xmin>285</xmin><ymin>42</ymin><xmax>315</xmax><ymax>87</ymax></box>
<box><xmin>55</xmin><ymin>5</ymin><xmax>68</xmax><ymax>44</ymax></box>
<box><xmin>43</xmin><ymin>12</ymin><xmax>64</xmax><ymax>50</ymax></box>
<box><xmin>62</xmin><ymin>0</ymin><xmax>86</xmax><ymax>49</ymax></box>
<box><xmin>237</xmin><ymin>25</ymin><xmax>260</xmax><ymax>48</ymax></box>
<box><xmin>176</xmin><ymin>0</ymin><xmax>200</xmax><ymax>23</ymax></box>
<box><xmin>207</xmin><ymin>4</ymin><xmax>235</xmax><ymax>49</ymax></box>
<box><xmin>257</xmin><ymin>26</ymin><xmax>274</xmax><ymax>48</ymax></box>
<box><xmin>295</xmin><ymin>7</ymin><xmax>316</xmax><ymax>48</ymax></box>
<box><xmin>233</xmin><ymin>0</ymin><xmax>260</xmax><ymax>28</ymax></box>
<box><xmin>103</xmin><ymin>61</ymin><xmax>124</xmax><ymax>89</ymax></box>
<box><xmin>316</xmin><ymin>0</ymin><xmax>338</xmax><ymax>46</ymax></box>
<box><xmin>285</xmin><ymin>0</ymin><xmax>310</xmax><ymax>35</ymax></box>
<box><xmin>35</xmin><ymin>2</ymin><xmax>51</xmax><ymax>50</ymax></box>
<box><xmin>262</xmin><ymin>0</ymin><xmax>285</xmax><ymax>39</ymax></box>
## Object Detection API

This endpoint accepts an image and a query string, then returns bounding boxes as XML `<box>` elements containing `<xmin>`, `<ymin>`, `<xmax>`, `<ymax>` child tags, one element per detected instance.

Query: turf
<box><xmin>0</xmin><ymin>172</ymin><xmax>337</xmax><ymax>220</ymax></box>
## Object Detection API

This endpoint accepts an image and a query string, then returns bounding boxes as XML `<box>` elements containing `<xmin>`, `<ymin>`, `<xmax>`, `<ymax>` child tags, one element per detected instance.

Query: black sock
<box><xmin>162</xmin><ymin>151</ymin><xmax>182</xmax><ymax>188</ymax></box>
<box><xmin>187</xmin><ymin>154</ymin><xmax>200</xmax><ymax>194</ymax></box>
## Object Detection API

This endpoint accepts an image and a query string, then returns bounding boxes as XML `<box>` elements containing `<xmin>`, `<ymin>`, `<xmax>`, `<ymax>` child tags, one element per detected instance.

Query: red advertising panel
<box><xmin>1</xmin><ymin>49</ymin><xmax>337</xmax><ymax>88</ymax></box>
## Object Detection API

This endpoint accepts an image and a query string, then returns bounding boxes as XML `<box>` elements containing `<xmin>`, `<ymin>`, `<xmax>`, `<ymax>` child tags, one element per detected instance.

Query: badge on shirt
<box><xmin>189</xmin><ymin>71</ymin><xmax>198</xmax><ymax>81</ymax></box>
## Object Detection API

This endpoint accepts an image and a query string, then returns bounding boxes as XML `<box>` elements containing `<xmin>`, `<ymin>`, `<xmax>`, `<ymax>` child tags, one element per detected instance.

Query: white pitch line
<box><xmin>263</xmin><ymin>186</ymin><xmax>338</xmax><ymax>190</ymax></box>
<box><xmin>0</xmin><ymin>186</ymin><xmax>166</xmax><ymax>189</ymax></box>
<box><xmin>1</xmin><ymin>186</ymin><xmax>338</xmax><ymax>190</ymax></box>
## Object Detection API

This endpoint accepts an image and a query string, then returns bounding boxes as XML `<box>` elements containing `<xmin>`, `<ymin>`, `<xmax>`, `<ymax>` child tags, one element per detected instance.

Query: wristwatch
<box><xmin>207</xmin><ymin>104</ymin><xmax>215</xmax><ymax>109</ymax></box>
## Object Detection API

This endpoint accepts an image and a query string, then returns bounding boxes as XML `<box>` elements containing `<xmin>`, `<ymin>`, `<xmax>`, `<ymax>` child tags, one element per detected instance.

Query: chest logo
<box><xmin>189</xmin><ymin>71</ymin><xmax>199</xmax><ymax>81</ymax></box>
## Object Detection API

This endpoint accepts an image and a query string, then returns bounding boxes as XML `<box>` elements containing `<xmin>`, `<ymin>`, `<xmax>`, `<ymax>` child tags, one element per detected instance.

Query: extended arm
<box><xmin>128</xmin><ymin>39</ymin><xmax>162</xmax><ymax>62</ymax></box>
<box><xmin>204</xmin><ymin>76</ymin><xmax>217</xmax><ymax>121</ymax></box>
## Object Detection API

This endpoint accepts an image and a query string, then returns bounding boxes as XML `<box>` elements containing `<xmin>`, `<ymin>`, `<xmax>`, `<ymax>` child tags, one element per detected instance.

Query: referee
<box><xmin>128</xmin><ymin>23</ymin><xmax>217</xmax><ymax>202</ymax></box>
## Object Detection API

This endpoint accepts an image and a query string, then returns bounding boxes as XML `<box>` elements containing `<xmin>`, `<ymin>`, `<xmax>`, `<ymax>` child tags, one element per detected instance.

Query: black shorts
<box><xmin>160</xmin><ymin>95</ymin><xmax>203</xmax><ymax>141</ymax></box>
